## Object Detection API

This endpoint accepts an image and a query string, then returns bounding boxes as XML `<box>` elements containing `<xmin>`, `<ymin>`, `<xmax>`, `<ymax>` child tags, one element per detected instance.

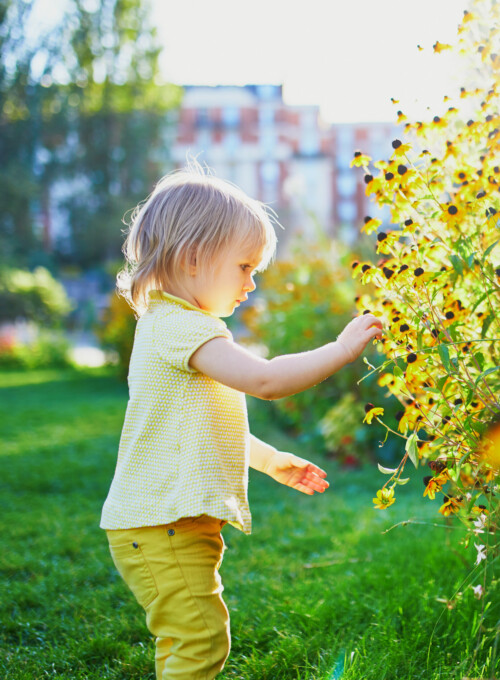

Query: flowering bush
<box><xmin>241</xmin><ymin>237</ymin><xmax>400</xmax><ymax>463</ymax></box>
<box><xmin>0</xmin><ymin>327</ymin><xmax>71</xmax><ymax>369</ymax></box>
<box><xmin>350</xmin><ymin>1</ymin><xmax>499</xmax><ymax>585</ymax></box>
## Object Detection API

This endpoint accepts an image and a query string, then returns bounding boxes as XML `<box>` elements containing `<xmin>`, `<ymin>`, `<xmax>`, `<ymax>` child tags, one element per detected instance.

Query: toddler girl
<box><xmin>101</xmin><ymin>164</ymin><xmax>383</xmax><ymax>680</ymax></box>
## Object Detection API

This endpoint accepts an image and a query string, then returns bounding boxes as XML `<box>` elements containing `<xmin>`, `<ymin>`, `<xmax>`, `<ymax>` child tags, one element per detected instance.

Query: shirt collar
<box><xmin>148</xmin><ymin>290</ymin><xmax>217</xmax><ymax>317</ymax></box>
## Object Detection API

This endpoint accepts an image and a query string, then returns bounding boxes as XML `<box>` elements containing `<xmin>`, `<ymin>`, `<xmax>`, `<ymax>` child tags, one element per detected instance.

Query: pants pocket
<box><xmin>109</xmin><ymin>540</ymin><xmax>159</xmax><ymax>609</ymax></box>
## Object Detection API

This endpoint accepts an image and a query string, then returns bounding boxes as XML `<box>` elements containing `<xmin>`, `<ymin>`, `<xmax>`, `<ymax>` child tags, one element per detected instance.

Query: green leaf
<box><xmin>417</xmin><ymin>327</ymin><xmax>424</xmax><ymax>351</ymax></box>
<box><xmin>395</xmin><ymin>477</ymin><xmax>410</xmax><ymax>485</ymax></box>
<box><xmin>481</xmin><ymin>313</ymin><xmax>494</xmax><ymax>339</ymax></box>
<box><xmin>393</xmin><ymin>366</ymin><xmax>404</xmax><ymax>378</ymax></box>
<box><xmin>484</xmin><ymin>239</ymin><xmax>499</xmax><ymax>258</ymax></box>
<box><xmin>475</xmin><ymin>365</ymin><xmax>500</xmax><ymax>385</ymax></box>
<box><xmin>473</xmin><ymin>352</ymin><xmax>485</xmax><ymax>371</ymax></box>
<box><xmin>378</xmin><ymin>463</ymin><xmax>397</xmax><ymax>475</ymax></box>
<box><xmin>464</xmin><ymin>389</ymin><xmax>475</xmax><ymax>407</ymax></box>
<box><xmin>471</xmin><ymin>292</ymin><xmax>489</xmax><ymax>312</ymax></box>
<box><xmin>466</xmin><ymin>252</ymin><xmax>476</xmax><ymax>269</ymax></box>
<box><xmin>438</xmin><ymin>344</ymin><xmax>452</xmax><ymax>373</ymax></box>
<box><xmin>437</xmin><ymin>375</ymin><xmax>449</xmax><ymax>391</ymax></box>
<box><xmin>406</xmin><ymin>432</ymin><xmax>419</xmax><ymax>469</ymax></box>
<box><xmin>449</xmin><ymin>254</ymin><xmax>463</xmax><ymax>276</ymax></box>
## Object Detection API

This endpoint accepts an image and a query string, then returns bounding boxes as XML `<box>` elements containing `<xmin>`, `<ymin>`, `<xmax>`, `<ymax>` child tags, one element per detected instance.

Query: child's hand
<box><xmin>263</xmin><ymin>451</ymin><xmax>329</xmax><ymax>495</ymax></box>
<box><xmin>336</xmin><ymin>314</ymin><xmax>383</xmax><ymax>363</ymax></box>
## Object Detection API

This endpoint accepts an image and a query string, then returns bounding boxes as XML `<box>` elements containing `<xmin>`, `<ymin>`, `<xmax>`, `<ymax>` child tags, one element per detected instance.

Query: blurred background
<box><xmin>0</xmin><ymin>0</ymin><xmax>467</xmax><ymax>463</ymax></box>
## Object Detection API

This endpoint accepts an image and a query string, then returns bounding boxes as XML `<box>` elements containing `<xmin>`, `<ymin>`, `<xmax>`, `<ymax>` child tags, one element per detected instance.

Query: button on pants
<box><xmin>106</xmin><ymin>515</ymin><xmax>230</xmax><ymax>680</ymax></box>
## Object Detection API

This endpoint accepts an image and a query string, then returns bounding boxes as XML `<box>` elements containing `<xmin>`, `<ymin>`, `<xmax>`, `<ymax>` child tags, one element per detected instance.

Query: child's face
<box><xmin>192</xmin><ymin>241</ymin><xmax>263</xmax><ymax>317</ymax></box>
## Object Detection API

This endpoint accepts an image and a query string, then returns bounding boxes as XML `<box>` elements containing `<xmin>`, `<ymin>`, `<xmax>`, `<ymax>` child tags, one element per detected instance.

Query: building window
<box><xmin>259</xmin><ymin>106</ymin><xmax>274</xmax><ymax>126</ymax></box>
<box><xmin>223</xmin><ymin>106</ymin><xmax>240</xmax><ymax>128</ymax></box>
<box><xmin>196</xmin><ymin>108</ymin><xmax>210</xmax><ymax>128</ymax></box>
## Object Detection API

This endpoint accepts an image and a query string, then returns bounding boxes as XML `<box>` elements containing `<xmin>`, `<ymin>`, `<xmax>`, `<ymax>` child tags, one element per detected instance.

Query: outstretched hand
<box><xmin>263</xmin><ymin>451</ymin><xmax>329</xmax><ymax>495</ymax></box>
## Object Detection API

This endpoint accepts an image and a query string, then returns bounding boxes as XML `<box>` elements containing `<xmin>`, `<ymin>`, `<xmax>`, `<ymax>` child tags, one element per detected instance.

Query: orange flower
<box><xmin>433</xmin><ymin>41</ymin><xmax>452</xmax><ymax>53</ymax></box>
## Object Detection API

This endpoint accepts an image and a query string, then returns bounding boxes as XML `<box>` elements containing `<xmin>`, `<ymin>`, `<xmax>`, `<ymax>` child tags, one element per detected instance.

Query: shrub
<box><xmin>349</xmin><ymin>2</ymin><xmax>499</xmax><ymax>568</ymax></box>
<box><xmin>0</xmin><ymin>328</ymin><xmax>71</xmax><ymax>369</ymax></box>
<box><xmin>241</xmin><ymin>237</ymin><xmax>400</xmax><ymax>463</ymax></box>
<box><xmin>96</xmin><ymin>292</ymin><xmax>136</xmax><ymax>377</ymax></box>
<box><xmin>0</xmin><ymin>267</ymin><xmax>72</xmax><ymax>324</ymax></box>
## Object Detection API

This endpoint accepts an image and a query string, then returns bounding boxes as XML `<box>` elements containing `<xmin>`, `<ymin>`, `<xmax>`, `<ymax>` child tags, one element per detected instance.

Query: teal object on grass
<box><xmin>329</xmin><ymin>650</ymin><xmax>345</xmax><ymax>679</ymax></box>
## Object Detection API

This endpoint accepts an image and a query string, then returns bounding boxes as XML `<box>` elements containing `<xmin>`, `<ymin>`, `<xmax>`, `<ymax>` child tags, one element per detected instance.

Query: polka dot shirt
<box><xmin>100</xmin><ymin>291</ymin><xmax>252</xmax><ymax>534</ymax></box>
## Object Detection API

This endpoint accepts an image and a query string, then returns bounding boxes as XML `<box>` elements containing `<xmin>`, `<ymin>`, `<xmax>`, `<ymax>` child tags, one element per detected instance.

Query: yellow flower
<box><xmin>373</xmin><ymin>487</ymin><xmax>395</xmax><ymax>509</ymax></box>
<box><xmin>350</xmin><ymin>151</ymin><xmax>372</xmax><ymax>168</ymax></box>
<box><xmin>363</xmin><ymin>404</ymin><xmax>384</xmax><ymax>424</ymax></box>
<box><xmin>376</xmin><ymin>230</ymin><xmax>401</xmax><ymax>255</ymax></box>
<box><xmin>423</xmin><ymin>472</ymin><xmax>449</xmax><ymax>500</ymax></box>
<box><xmin>390</xmin><ymin>139</ymin><xmax>412</xmax><ymax>157</ymax></box>
<box><xmin>438</xmin><ymin>496</ymin><xmax>463</xmax><ymax>516</ymax></box>
<box><xmin>361</xmin><ymin>216</ymin><xmax>382</xmax><ymax>235</ymax></box>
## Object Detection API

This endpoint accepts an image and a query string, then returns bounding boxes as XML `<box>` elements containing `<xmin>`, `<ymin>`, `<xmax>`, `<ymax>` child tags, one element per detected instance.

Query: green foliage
<box><xmin>241</xmin><ymin>238</ymin><xmax>399</xmax><ymax>462</ymax></box>
<box><xmin>319</xmin><ymin>393</ymin><xmax>372</xmax><ymax>461</ymax></box>
<box><xmin>0</xmin><ymin>368</ymin><xmax>497</xmax><ymax>679</ymax></box>
<box><xmin>0</xmin><ymin>266</ymin><xmax>72</xmax><ymax>324</ymax></box>
<box><xmin>348</xmin><ymin>3</ymin><xmax>499</xmax><ymax>561</ymax></box>
<box><xmin>0</xmin><ymin>0</ymin><xmax>181</xmax><ymax>267</ymax></box>
<box><xmin>96</xmin><ymin>292</ymin><xmax>136</xmax><ymax>377</ymax></box>
<box><xmin>0</xmin><ymin>330</ymin><xmax>71</xmax><ymax>369</ymax></box>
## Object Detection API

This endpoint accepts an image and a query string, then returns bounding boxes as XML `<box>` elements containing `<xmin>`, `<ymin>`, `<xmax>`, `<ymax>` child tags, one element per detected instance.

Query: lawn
<box><xmin>0</xmin><ymin>368</ymin><xmax>498</xmax><ymax>679</ymax></box>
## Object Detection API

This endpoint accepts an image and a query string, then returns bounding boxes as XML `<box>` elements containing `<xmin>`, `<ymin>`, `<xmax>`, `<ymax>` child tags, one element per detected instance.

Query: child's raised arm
<box><xmin>189</xmin><ymin>313</ymin><xmax>383</xmax><ymax>400</ymax></box>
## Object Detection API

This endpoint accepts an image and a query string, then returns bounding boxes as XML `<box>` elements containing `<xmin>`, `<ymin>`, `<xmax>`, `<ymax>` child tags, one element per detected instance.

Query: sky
<box><xmin>28</xmin><ymin>0</ymin><xmax>469</xmax><ymax>123</ymax></box>
<box><xmin>152</xmin><ymin>0</ymin><xmax>468</xmax><ymax>122</ymax></box>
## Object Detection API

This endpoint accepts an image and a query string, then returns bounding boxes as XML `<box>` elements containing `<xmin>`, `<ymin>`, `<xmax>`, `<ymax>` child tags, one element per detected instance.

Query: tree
<box><xmin>0</xmin><ymin>0</ymin><xmax>181</xmax><ymax>268</ymax></box>
<box><xmin>57</xmin><ymin>0</ymin><xmax>181</xmax><ymax>266</ymax></box>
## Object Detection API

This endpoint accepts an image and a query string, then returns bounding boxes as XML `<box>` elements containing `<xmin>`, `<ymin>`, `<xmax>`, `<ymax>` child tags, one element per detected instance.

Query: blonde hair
<box><xmin>117</xmin><ymin>162</ymin><xmax>279</xmax><ymax>315</ymax></box>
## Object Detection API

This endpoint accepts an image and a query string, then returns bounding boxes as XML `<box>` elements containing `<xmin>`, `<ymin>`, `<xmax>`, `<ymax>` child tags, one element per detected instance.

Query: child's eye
<box><xmin>240</xmin><ymin>264</ymin><xmax>251</xmax><ymax>271</ymax></box>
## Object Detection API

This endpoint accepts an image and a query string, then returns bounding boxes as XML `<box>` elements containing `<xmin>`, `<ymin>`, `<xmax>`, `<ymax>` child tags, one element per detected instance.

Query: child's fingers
<box><xmin>363</xmin><ymin>314</ymin><xmax>383</xmax><ymax>329</ymax></box>
<box><xmin>305</xmin><ymin>463</ymin><xmax>328</xmax><ymax>478</ymax></box>
<box><xmin>295</xmin><ymin>484</ymin><xmax>315</xmax><ymax>495</ymax></box>
<box><xmin>304</xmin><ymin>470</ymin><xmax>329</xmax><ymax>491</ymax></box>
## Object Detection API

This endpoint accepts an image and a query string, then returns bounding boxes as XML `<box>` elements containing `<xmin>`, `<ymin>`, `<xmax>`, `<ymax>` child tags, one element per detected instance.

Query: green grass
<box><xmin>0</xmin><ymin>368</ymin><xmax>498</xmax><ymax>679</ymax></box>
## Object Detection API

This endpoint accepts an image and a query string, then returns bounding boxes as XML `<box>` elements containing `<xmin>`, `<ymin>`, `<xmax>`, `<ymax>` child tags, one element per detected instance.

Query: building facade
<box><xmin>170</xmin><ymin>84</ymin><xmax>397</xmax><ymax>247</ymax></box>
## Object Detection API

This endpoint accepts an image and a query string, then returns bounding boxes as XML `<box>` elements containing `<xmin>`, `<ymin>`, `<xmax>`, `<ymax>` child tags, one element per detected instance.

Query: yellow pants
<box><xmin>106</xmin><ymin>515</ymin><xmax>230</xmax><ymax>680</ymax></box>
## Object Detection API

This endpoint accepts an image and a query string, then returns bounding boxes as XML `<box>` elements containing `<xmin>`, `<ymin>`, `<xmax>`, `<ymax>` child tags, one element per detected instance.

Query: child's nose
<box><xmin>244</xmin><ymin>274</ymin><xmax>256</xmax><ymax>292</ymax></box>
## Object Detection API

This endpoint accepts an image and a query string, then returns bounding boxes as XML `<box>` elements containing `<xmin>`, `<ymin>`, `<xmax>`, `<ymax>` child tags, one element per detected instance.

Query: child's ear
<box><xmin>185</xmin><ymin>250</ymin><xmax>197</xmax><ymax>276</ymax></box>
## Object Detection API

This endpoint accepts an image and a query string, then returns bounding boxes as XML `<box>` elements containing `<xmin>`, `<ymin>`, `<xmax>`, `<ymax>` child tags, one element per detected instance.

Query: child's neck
<box><xmin>162</xmin><ymin>282</ymin><xmax>201</xmax><ymax>310</ymax></box>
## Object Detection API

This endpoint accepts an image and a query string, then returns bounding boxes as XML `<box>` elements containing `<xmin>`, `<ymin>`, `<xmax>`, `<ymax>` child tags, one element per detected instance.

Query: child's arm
<box><xmin>249</xmin><ymin>434</ymin><xmax>329</xmax><ymax>495</ymax></box>
<box><xmin>189</xmin><ymin>313</ymin><xmax>383</xmax><ymax>400</ymax></box>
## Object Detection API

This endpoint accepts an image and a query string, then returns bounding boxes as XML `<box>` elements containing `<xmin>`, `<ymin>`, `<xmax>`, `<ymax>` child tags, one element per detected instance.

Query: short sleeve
<box><xmin>153</xmin><ymin>307</ymin><xmax>232</xmax><ymax>372</ymax></box>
